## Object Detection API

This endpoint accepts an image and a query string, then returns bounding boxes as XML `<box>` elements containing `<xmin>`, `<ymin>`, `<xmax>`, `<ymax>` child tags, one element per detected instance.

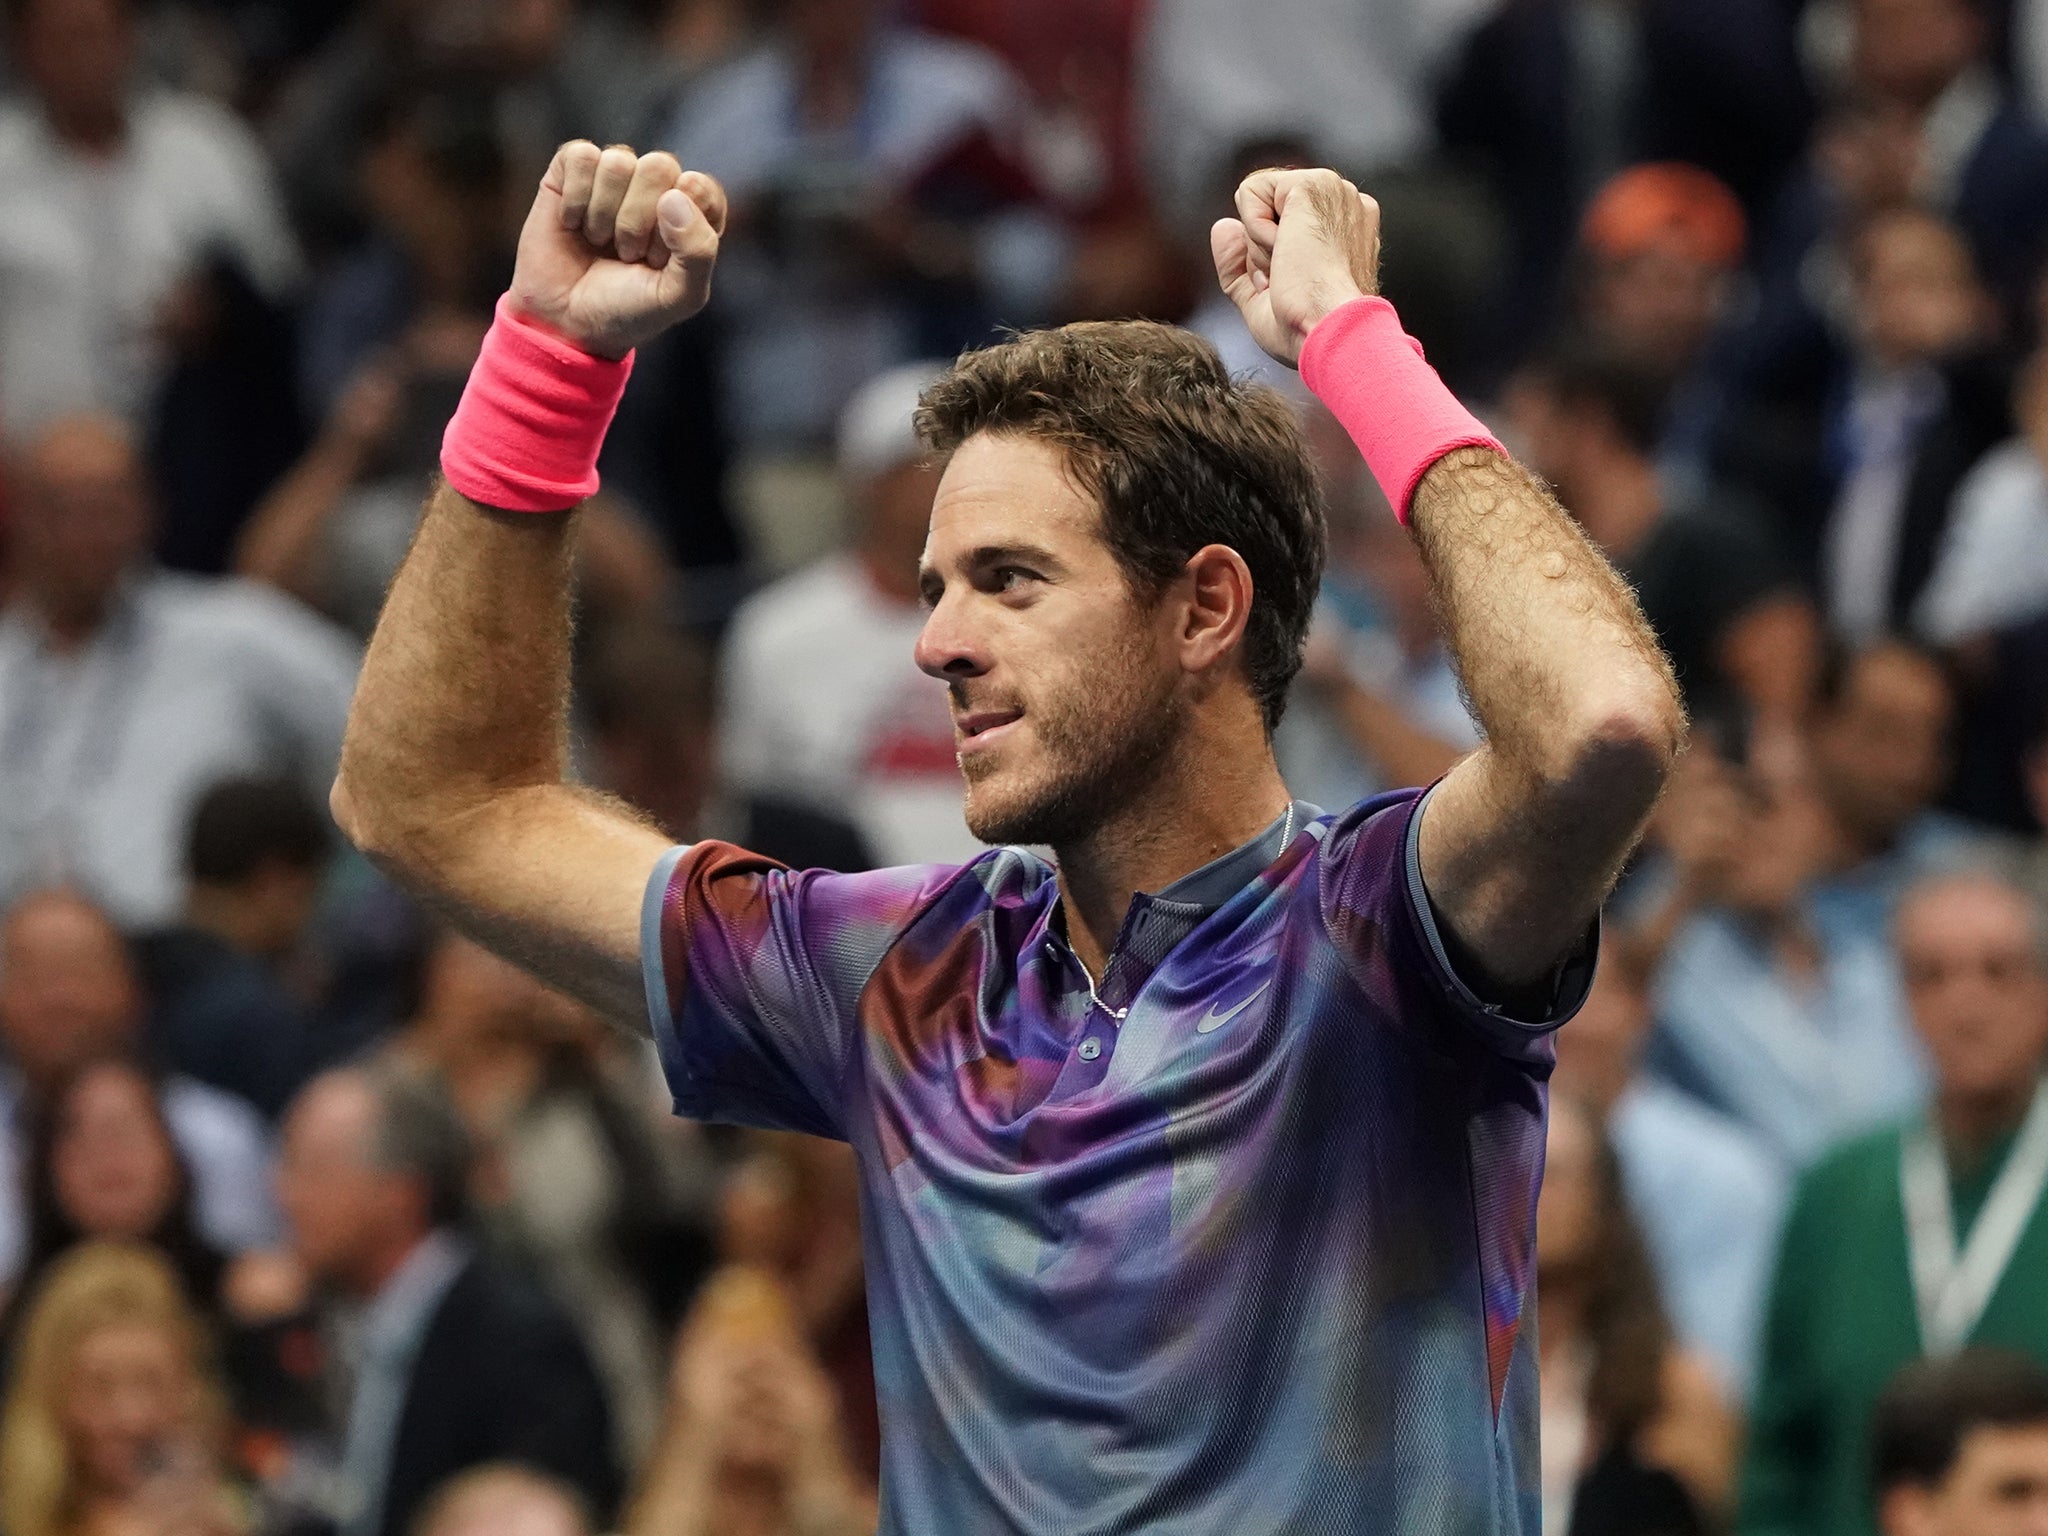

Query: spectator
<box><xmin>1720</xmin><ymin>205</ymin><xmax>2014</xmax><ymax>643</ymax></box>
<box><xmin>295</xmin><ymin>82</ymin><xmax>513</xmax><ymax>421</ymax></box>
<box><xmin>1871</xmin><ymin>1350</ymin><xmax>2048</xmax><ymax>1536</ymax></box>
<box><xmin>413</xmin><ymin>1464</ymin><xmax>595</xmax><ymax>1536</ymax></box>
<box><xmin>1142</xmin><ymin>0</ymin><xmax>1494</xmax><ymax>231</ymax></box>
<box><xmin>1508</xmin><ymin>340</ymin><xmax>1821</xmax><ymax>731</ymax></box>
<box><xmin>1</xmin><ymin>1056</ymin><xmax>226</xmax><ymax>1343</ymax></box>
<box><xmin>0</xmin><ymin>889</ymin><xmax>278</xmax><ymax>1286</ymax></box>
<box><xmin>1536</xmin><ymin>1093</ymin><xmax>1735</xmax><ymax>1536</ymax></box>
<box><xmin>0</xmin><ymin>1242</ymin><xmax>247</xmax><ymax>1536</ymax></box>
<box><xmin>659</xmin><ymin>0</ymin><xmax>1060</xmax><ymax>446</ymax></box>
<box><xmin>1551</xmin><ymin>931</ymin><xmax>1788</xmax><ymax>1397</ymax></box>
<box><xmin>584</xmin><ymin>618</ymin><xmax>873</xmax><ymax>872</ymax></box>
<box><xmin>626</xmin><ymin>1265</ymin><xmax>876</xmax><ymax>1536</ymax></box>
<box><xmin>1437</xmin><ymin>0</ymin><xmax>1811</xmax><ymax>373</ymax></box>
<box><xmin>0</xmin><ymin>414</ymin><xmax>359</xmax><ymax>926</ymax></box>
<box><xmin>274</xmin><ymin>1064</ymin><xmax>617</xmax><ymax>1536</ymax></box>
<box><xmin>393</xmin><ymin>931</ymin><xmax>701</xmax><ymax>1468</ymax></box>
<box><xmin>1569</xmin><ymin>163</ymin><xmax>1751</xmax><ymax>495</ymax></box>
<box><xmin>1837</xmin><ymin>0</ymin><xmax>2048</xmax><ymax>305</ymax></box>
<box><xmin>1808</xmin><ymin>639</ymin><xmax>1971</xmax><ymax>945</ymax></box>
<box><xmin>1632</xmin><ymin>740</ymin><xmax>1927</xmax><ymax>1170</ymax></box>
<box><xmin>1916</xmin><ymin>343</ymin><xmax>2048</xmax><ymax>643</ymax></box>
<box><xmin>133</xmin><ymin>777</ymin><xmax>337</xmax><ymax>1123</ymax></box>
<box><xmin>1741</xmin><ymin>870</ymin><xmax>2048</xmax><ymax>1536</ymax></box>
<box><xmin>0</xmin><ymin>0</ymin><xmax>302</xmax><ymax>430</ymax></box>
<box><xmin>718</xmin><ymin>362</ymin><xmax>983</xmax><ymax>866</ymax></box>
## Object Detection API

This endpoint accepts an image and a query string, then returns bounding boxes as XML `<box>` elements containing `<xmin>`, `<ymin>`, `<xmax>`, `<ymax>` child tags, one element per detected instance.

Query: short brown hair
<box><xmin>918</xmin><ymin>321</ymin><xmax>1326</xmax><ymax>732</ymax></box>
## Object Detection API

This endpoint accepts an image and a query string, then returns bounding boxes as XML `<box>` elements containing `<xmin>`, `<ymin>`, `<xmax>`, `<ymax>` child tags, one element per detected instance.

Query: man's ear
<box><xmin>1178</xmin><ymin>543</ymin><xmax>1255</xmax><ymax>676</ymax></box>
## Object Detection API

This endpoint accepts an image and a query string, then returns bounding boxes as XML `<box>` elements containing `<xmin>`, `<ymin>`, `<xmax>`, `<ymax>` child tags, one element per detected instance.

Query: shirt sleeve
<box><xmin>1318</xmin><ymin>787</ymin><xmax>1597</xmax><ymax>1063</ymax></box>
<box><xmin>639</xmin><ymin>842</ymin><xmax>961</xmax><ymax>1139</ymax></box>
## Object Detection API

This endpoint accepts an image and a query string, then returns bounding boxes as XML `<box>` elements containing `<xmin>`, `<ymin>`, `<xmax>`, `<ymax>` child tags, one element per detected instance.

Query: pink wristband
<box><xmin>440</xmin><ymin>295</ymin><xmax>635</xmax><ymax>513</ymax></box>
<box><xmin>1298</xmin><ymin>296</ymin><xmax>1504</xmax><ymax>524</ymax></box>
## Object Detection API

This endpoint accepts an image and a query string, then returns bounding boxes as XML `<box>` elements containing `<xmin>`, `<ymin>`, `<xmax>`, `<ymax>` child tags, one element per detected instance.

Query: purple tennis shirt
<box><xmin>640</xmin><ymin>787</ymin><xmax>1589</xmax><ymax>1533</ymax></box>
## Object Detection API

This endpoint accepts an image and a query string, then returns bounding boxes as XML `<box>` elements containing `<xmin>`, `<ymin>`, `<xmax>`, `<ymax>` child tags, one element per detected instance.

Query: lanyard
<box><xmin>1901</xmin><ymin>1076</ymin><xmax>2048</xmax><ymax>1357</ymax></box>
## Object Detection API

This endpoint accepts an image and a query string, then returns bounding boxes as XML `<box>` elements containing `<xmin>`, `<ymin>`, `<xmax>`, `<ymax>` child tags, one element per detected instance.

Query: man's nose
<box><xmin>914</xmin><ymin>593</ymin><xmax>987</xmax><ymax>681</ymax></box>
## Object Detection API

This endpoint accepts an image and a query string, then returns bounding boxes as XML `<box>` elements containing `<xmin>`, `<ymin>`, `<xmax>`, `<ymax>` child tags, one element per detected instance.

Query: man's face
<box><xmin>1854</xmin><ymin>0</ymin><xmax>1982</xmax><ymax>107</ymax></box>
<box><xmin>17</xmin><ymin>0</ymin><xmax>134</xmax><ymax>135</ymax></box>
<box><xmin>1856</xmin><ymin>213</ymin><xmax>1990</xmax><ymax>371</ymax></box>
<box><xmin>1812</xmin><ymin>646</ymin><xmax>1954</xmax><ymax>853</ymax></box>
<box><xmin>9</xmin><ymin>418</ymin><xmax>153</xmax><ymax>634</ymax></box>
<box><xmin>1897</xmin><ymin>882</ymin><xmax>2048</xmax><ymax>1107</ymax></box>
<box><xmin>915</xmin><ymin>433</ymin><xmax>1189</xmax><ymax>848</ymax></box>
<box><xmin>1587</xmin><ymin>248</ymin><xmax>1730</xmax><ymax>370</ymax></box>
<box><xmin>0</xmin><ymin>894</ymin><xmax>142</xmax><ymax>1090</ymax></box>
<box><xmin>1886</xmin><ymin>1424</ymin><xmax>2048</xmax><ymax>1536</ymax></box>
<box><xmin>275</xmin><ymin>1076</ymin><xmax>406</xmax><ymax>1292</ymax></box>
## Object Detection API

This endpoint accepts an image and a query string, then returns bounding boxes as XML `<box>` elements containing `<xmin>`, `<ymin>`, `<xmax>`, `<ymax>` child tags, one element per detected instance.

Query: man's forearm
<box><xmin>335</xmin><ymin>481</ymin><xmax>577</xmax><ymax>841</ymax></box>
<box><xmin>1410</xmin><ymin>448</ymin><xmax>1685</xmax><ymax>984</ymax></box>
<box><xmin>1412</xmin><ymin>448</ymin><xmax>1682</xmax><ymax>785</ymax></box>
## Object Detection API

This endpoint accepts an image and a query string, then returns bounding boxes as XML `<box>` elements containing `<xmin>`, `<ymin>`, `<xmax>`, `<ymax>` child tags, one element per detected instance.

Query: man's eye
<box><xmin>996</xmin><ymin>567</ymin><xmax>1036</xmax><ymax>591</ymax></box>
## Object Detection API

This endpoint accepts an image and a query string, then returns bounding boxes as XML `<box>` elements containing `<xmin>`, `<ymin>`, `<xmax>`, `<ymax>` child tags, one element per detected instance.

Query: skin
<box><xmin>333</xmin><ymin>143</ymin><xmax>1681</xmax><ymax>1026</ymax></box>
<box><xmin>6</xmin><ymin>415</ymin><xmax>155</xmax><ymax>651</ymax></box>
<box><xmin>274</xmin><ymin>1071</ymin><xmax>430</xmax><ymax>1299</ymax></box>
<box><xmin>62</xmin><ymin>1323</ymin><xmax>191</xmax><ymax>1497</ymax></box>
<box><xmin>1884</xmin><ymin>1424</ymin><xmax>2048</xmax><ymax>1536</ymax></box>
<box><xmin>15</xmin><ymin>0</ymin><xmax>133</xmax><ymax>154</ymax></box>
<box><xmin>52</xmin><ymin>1062</ymin><xmax>181</xmax><ymax>1241</ymax></box>
<box><xmin>1895</xmin><ymin>877</ymin><xmax>2048</xmax><ymax>1157</ymax></box>
<box><xmin>418</xmin><ymin>1472</ymin><xmax>591</xmax><ymax>1536</ymax></box>
<box><xmin>0</xmin><ymin>892</ymin><xmax>146</xmax><ymax>1093</ymax></box>
<box><xmin>1812</xmin><ymin>644</ymin><xmax>1954</xmax><ymax>863</ymax></box>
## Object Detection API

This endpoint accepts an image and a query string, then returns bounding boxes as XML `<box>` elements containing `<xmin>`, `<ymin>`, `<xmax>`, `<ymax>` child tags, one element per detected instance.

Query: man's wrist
<box><xmin>1298</xmin><ymin>296</ymin><xmax>1504</xmax><ymax>525</ymax></box>
<box><xmin>439</xmin><ymin>294</ymin><xmax>635</xmax><ymax>514</ymax></box>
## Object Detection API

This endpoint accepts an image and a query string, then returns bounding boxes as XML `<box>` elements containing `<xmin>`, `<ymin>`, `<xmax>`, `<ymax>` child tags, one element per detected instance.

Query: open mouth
<box><xmin>955</xmin><ymin>708</ymin><xmax>1024</xmax><ymax>751</ymax></box>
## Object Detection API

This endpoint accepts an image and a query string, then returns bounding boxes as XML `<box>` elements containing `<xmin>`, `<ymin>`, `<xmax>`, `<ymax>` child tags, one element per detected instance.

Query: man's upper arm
<box><xmin>1413</xmin><ymin>749</ymin><xmax>1623</xmax><ymax>1004</ymax></box>
<box><xmin>1322</xmin><ymin>790</ymin><xmax>1594</xmax><ymax>1061</ymax></box>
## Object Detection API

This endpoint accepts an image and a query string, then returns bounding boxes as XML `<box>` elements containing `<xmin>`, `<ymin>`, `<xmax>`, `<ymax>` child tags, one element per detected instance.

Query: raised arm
<box><xmin>331</xmin><ymin>142</ymin><xmax>727</xmax><ymax>1033</ymax></box>
<box><xmin>1216</xmin><ymin>168</ymin><xmax>1685</xmax><ymax>995</ymax></box>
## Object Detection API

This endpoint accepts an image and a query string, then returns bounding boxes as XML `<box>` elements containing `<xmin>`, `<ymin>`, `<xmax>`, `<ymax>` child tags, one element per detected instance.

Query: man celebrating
<box><xmin>335</xmin><ymin>142</ymin><xmax>1684</xmax><ymax>1531</ymax></box>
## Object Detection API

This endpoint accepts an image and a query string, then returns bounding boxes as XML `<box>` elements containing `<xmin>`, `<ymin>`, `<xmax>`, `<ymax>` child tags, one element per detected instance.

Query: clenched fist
<box><xmin>508</xmin><ymin>140</ymin><xmax>728</xmax><ymax>360</ymax></box>
<box><xmin>1211</xmin><ymin>167</ymin><xmax>1381</xmax><ymax>369</ymax></box>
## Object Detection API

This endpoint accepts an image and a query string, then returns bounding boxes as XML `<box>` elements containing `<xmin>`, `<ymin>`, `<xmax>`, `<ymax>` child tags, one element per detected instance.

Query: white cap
<box><xmin>836</xmin><ymin>361</ymin><xmax>952</xmax><ymax>483</ymax></box>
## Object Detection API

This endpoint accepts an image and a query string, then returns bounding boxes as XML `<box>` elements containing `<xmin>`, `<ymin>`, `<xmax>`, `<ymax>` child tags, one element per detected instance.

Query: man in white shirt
<box><xmin>0</xmin><ymin>0</ymin><xmax>303</xmax><ymax>428</ymax></box>
<box><xmin>0</xmin><ymin>414</ymin><xmax>360</xmax><ymax>925</ymax></box>
<box><xmin>0</xmin><ymin>887</ymin><xmax>278</xmax><ymax>1282</ymax></box>
<box><xmin>719</xmin><ymin>362</ymin><xmax>985</xmax><ymax>866</ymax></box>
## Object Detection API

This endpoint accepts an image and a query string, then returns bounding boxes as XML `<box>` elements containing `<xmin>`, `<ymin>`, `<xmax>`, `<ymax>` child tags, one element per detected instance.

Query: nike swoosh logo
<box><xmin>1197</xmin><ymin>980</ymin><xmax>1271</xmax><ymax>1034</ymax></box>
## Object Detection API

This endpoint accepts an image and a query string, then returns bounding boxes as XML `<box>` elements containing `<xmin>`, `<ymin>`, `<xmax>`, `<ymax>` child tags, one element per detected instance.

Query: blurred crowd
<box><xmin>0</xmin><ymin>0</ymin><xmax>2044</xmax><ymax>1534</ymax></box>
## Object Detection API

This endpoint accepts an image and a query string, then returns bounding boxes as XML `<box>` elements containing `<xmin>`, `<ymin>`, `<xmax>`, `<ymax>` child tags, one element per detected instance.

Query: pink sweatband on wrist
<box><xmin>1298</xmin><ymin>296</ymin><xmax>1505</xmax><ymax>525</ymax></box>
<box><xmin>440</xmin><ymin>295</ymin><xmax>635</xmax><ymax>513</ymax></box>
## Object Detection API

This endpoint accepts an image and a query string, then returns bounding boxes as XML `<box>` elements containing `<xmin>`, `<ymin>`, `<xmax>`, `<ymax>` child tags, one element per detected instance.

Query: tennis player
<box><xmin>335</xmin><ymin>142</ymin><xmax>1685</xmax><ymax>1532</ymax></box>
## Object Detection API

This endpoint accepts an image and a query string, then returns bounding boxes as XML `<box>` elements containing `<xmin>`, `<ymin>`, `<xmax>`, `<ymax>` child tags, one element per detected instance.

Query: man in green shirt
<box><xmin>1741</xmin><ymin>870</ymin><xmax>2048</xmax><ymax>1536</ymax></box>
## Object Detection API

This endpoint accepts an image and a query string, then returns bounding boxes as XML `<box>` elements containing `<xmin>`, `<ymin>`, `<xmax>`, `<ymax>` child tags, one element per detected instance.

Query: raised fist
<box><xmin>1212</xmin><ymin>167</ymin><xmax>1381</xmax><ymax>369</ymax></box>
<box><xmin>508</xmin><ymin>140</ymin><xmax>728</xmax><ymax>360</ymax></box>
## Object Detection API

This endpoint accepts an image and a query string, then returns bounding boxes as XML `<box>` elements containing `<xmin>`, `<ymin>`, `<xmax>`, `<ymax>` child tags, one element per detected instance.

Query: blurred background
<box><xmin>0</xmin><ymin>1</ymin><xmax>2047</xmax><ymax>1533</ymax></box>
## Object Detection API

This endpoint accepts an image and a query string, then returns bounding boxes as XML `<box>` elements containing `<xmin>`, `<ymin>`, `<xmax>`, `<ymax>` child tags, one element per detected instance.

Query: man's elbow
<box><xmin>1549</xmin><ymin>680</ymin><xmax>1687</xmax><ymax>806</ymax></box>
<box><xmin>329</xmin><ymin>758</ymin><xmax>443</xmax><ymax>878</ymax></box>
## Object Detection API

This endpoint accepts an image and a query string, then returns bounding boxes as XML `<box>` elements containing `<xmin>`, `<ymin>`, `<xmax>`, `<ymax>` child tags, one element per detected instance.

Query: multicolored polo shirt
<box><xmin>640</xmin><ymin>787</ymin><xmax>1588</xmax><ymax>1534</ymax></box>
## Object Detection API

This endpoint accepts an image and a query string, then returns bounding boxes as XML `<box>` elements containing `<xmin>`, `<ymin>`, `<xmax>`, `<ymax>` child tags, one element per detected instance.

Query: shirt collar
<box><xmin>1147</xmin><ymin>799</ymin><xmax>1320</xmax><ymax>916</ymax></box>
<box><xmin>358</xmin><ymin>1230</ymin><xmax>468</xmax><ymax>1362</ymax></box>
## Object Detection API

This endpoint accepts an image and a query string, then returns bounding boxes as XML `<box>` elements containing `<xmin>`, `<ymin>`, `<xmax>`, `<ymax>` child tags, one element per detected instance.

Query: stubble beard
<box><xmin>961</xmin><ymin>643</ymin><xmax>1186</xmax><ymax>850</ymax></box>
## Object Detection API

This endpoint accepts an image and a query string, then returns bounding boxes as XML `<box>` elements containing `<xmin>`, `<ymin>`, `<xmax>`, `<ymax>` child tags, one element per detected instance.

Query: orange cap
<box><xmin>1580</xmin><ymin>162</ymin><xmax>1747</xmax><ymax>269</ymax></box>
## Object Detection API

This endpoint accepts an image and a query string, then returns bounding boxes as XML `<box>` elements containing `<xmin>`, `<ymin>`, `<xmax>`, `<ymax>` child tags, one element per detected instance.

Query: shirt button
<box><xmin>1078</xmin><ymin>1037</ymin><xmax>1102</xmax><ymax>1061</ymax></box>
